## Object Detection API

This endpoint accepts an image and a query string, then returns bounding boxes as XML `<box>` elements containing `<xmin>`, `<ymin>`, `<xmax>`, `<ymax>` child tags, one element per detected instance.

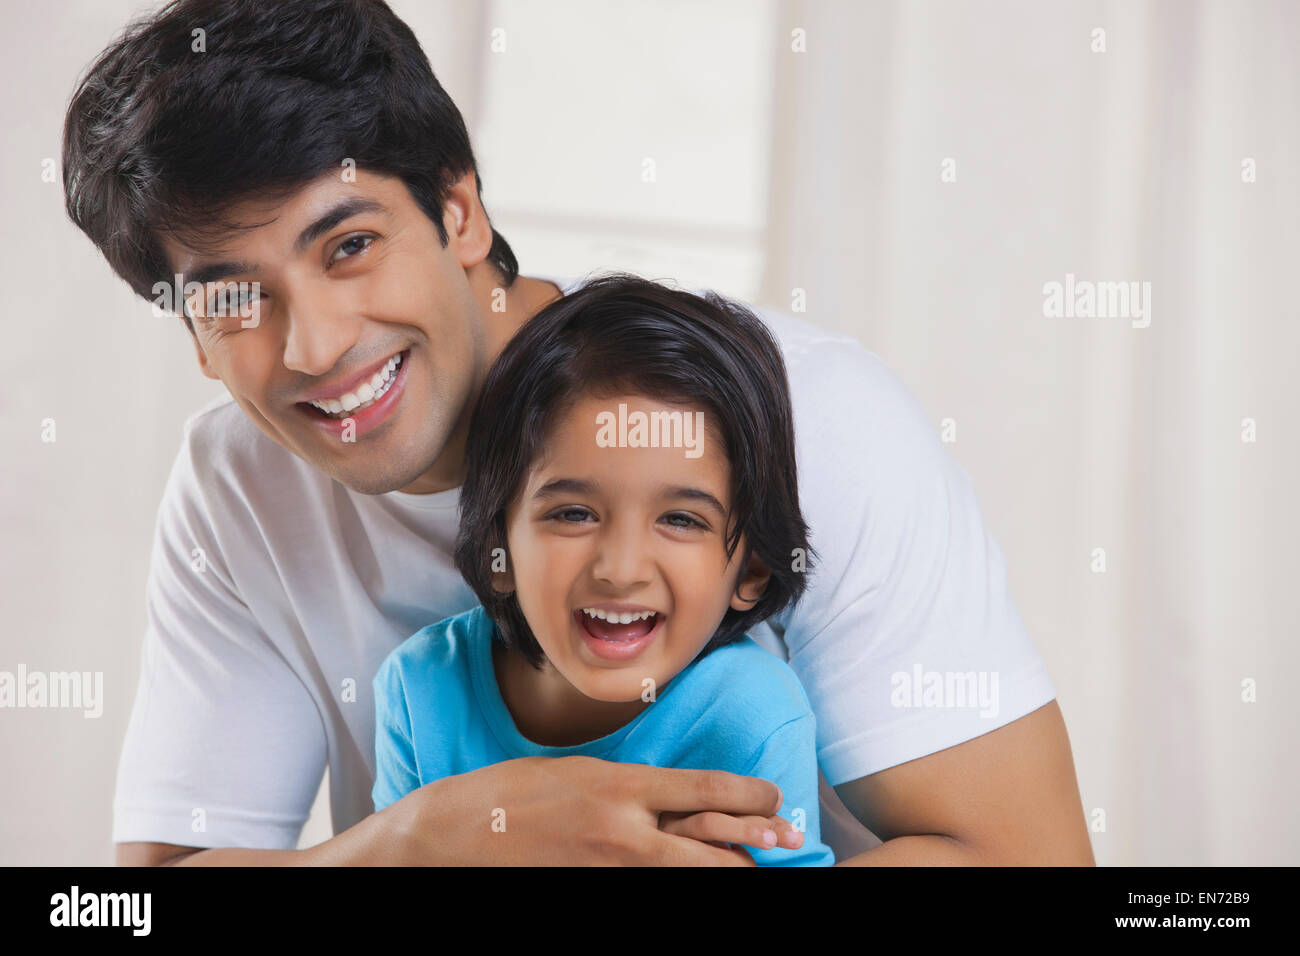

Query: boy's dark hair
<box><xmin>62</xmin><ymin>0</ymin><xmax>517</xmax><ymax>332</ymax></box>
<box><xmin>454</xmin><ymin>273</ymin><xmax>815</xmax><ymax>670</ymax></box>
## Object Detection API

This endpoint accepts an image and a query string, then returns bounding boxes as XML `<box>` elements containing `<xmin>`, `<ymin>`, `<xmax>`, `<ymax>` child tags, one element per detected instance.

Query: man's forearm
<box><xmin>162</xmin><ymin>847</ymin><xmax>302</xmax><ymax>865</ymax></box>
<box><xmin>836</xmin><ymin>833</ymin><xmax>981</xmax><ymax>866</ymax></box>
<box><xmin>837</xmin><ymin>831</ymin><xmax>1096</xmax><ymax>866</ymax></box>
<box><xmin>125</xmin><ymin>797</ymin><xmax>420</xmax><ymax>866</ymax></box>
<box><xmin>831</xmin><ymin>703</ymin><xmax>1097</xmax><ymax>867</ymax></box>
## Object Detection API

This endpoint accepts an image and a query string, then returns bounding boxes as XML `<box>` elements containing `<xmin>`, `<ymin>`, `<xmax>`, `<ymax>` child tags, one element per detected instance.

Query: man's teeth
<box><xmin>309</xmin><ymin>353</ymin><xmax>403</xmax><ymax>417</ymax></box>
<box><xmin>582</xmin><ymin>608</ymin><xmax>657</xmax><ymax>624</ymax></box>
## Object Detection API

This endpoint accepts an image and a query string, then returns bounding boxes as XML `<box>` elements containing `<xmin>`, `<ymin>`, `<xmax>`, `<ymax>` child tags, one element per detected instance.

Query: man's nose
<box><xmin>281</xmin><ymin>281</ymin><xmax>362</xmax><ymax>376</ymax></box>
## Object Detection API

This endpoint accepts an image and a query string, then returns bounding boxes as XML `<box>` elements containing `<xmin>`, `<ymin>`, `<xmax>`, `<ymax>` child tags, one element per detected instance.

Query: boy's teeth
<box><xmin>582</xmin><ymin>608</ymin><xmax>657</xmax><ymax>624</ymax></box>
<box><xmin>310</xmin><ymin>353</ymin><xmax>402</xmax><ymax>417</ymax></box>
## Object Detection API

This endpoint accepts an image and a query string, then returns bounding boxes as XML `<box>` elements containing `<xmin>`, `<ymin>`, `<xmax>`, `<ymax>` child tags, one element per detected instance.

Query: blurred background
<box><xmin>1</xmin><ymin>0</ymin><xmax>1297</xmax><ymax>865</ymax></box>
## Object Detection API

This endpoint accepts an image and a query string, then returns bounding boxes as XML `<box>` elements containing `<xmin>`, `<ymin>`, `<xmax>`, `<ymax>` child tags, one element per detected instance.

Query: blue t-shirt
<box><xmin>371</xmin><ymin>605</ymin><xmax>836</xmax><ymax>866</ymax></box>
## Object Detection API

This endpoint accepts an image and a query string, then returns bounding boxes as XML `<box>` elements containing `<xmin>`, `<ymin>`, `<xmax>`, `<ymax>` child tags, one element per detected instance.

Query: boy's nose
<box><xmin>590</xmin><ymin>523</ymin><xmax>654</xmax><ymax>590</ymax></box>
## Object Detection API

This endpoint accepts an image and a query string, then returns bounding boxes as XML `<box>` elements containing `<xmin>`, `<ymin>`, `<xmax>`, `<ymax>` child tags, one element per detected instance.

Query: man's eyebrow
<box><xmin>188</xmin><ymin>260</ymin><xmax>256</xmax><ymax>287</ymax></box>
<box><xmin>293</xmin><ymin>196</ymin><xmax>387</xmax><ymax>254</ymax></box>
<box><xmin>182</xmin><ymin>197</ymin><xmax>388</xmax><ymax>286</ymax></box>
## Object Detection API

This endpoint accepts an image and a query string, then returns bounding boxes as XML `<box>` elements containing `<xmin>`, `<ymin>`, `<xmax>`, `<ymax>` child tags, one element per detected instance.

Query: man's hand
<box><xmin>119</xmin><ymin>755</ymin><xmax>801</xmax><ymax>865</ymax></box>
<box><xmin>390</xmin><ymin>755</ymin><xmax>800</xmax><ymax>865</ymax></box>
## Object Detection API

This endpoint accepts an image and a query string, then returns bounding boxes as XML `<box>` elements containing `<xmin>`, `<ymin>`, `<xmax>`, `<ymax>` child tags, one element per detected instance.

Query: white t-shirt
<box><xmin>112</xmin><ymin>273</ymin><xmax>1056</xmax><ymax>860</ymax></box>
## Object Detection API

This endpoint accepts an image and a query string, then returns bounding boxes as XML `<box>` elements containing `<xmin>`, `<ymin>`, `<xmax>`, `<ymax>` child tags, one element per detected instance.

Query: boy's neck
<box><xmin>491</xmin><ymin>641</ymin><xmax>653</xmax><ymax>747</ymax></box>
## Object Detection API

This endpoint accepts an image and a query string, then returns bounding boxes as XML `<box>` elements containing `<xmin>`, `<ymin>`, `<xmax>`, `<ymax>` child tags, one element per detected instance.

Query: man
<box><xmin>64</xmin><ymin>0</ymin><xmax>1093</xmax><ymax>865</ymax></box>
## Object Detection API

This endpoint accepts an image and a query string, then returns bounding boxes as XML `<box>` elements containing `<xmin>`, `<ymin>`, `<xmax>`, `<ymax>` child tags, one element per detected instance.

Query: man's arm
<box><xmin>752</xmin><ymin>330</ymin><xmax>1088</xmax><ymax>867</ymax></box>
<box><xmin>117</xmin><ymin>795</ymin><xmax>424</xmax><ymax>866</ymax></box>
<box><xmin>117</xmin><ymin>756</ymin><xmax>805</xmax><ymax>866</ymax></box>
<box><xmin>832</xmin><ymin>701</ymin><xmax>1094</xmax><ymax>865</ymax></box>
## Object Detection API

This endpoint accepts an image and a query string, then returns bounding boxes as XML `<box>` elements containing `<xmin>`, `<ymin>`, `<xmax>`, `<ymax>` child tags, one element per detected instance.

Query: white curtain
<box><xmin>759</xmin><ymin>0</ymin><xmax>1300</xmax><ymax>864</ymax></box>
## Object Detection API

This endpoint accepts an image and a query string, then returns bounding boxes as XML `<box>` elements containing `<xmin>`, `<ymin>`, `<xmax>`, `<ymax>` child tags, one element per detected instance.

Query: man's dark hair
<box><xmin>62</xmin><ymin>0</ymin><xmax>517</xmax><ymax>331</ymax></box>
<box><xmin>454</xmin><ymin>273</ymin><xmax>815</xmax><ymax>670</ymax></box>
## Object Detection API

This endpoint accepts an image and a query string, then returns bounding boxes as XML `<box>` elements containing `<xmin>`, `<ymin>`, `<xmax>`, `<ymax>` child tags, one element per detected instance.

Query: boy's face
<box><xmin>502</xmin><ymin>393</ymin><xmax>770</xmax><ymax>703</ymax></box>
<box><xmin>160</xmin><ymin>168</ymin><xmax>490</xmax><ymax>495</ymax></box>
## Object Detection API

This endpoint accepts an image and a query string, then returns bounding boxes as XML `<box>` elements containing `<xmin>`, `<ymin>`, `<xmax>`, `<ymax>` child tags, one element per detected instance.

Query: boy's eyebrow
<box><xmin>533</xmin><ymin>478</ymin><xmax>598</xmax><ymax>499</ymax></box>
<box><xmin>532</xmin><ymin>479</ymin><xmax>727</xmax><ymax>517</ymax></box>
<box><xmin>658</xmin><ymin>485</ymin><xmax>727</xmax><ymax>517</ymax></box>
<box><xmin>183</xmin><ymin>197</ymin><xmax>388</xmax><ymax>286</ymax></box>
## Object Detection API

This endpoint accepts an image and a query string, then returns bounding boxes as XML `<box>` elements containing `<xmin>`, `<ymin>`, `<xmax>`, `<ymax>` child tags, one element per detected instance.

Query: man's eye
<box><xmin>207</xmin><ymin>288</ymin><xmax>258</xmax><ymax>318</ymax></box>
<box><xmin>330</xmin><ymin>235</ymin><xmax>373</xmax><ymax>263</ymax></box>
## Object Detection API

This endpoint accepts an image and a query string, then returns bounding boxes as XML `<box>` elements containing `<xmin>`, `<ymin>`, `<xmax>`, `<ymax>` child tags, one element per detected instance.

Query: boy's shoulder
<box><xmin>667</xmin><ymin>636</ymin><xmax>816</xmax><ymax>741</ymax></box>
<box><xmin>374</xmin><ymin>606</ymin><xmax>488</xmax><ymax>685</ymax></box>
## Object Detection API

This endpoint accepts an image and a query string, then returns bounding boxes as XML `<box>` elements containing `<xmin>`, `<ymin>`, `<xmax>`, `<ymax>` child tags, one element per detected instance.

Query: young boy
<box><xmin>372</xmin><ymin>274</ymin><xmax>836</xmax><ymax>865</ymax></box>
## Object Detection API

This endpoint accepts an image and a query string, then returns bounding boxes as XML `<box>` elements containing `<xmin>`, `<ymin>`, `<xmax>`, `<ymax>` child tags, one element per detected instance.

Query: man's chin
<box><xmin>274</xmin><ymin>407</ymin><xmax>450</xmax><ymax>496</ymax></box>
<box><xmin>302</xmin><ymin>447</ymin><xmax>438</xmax><ymax>496</ymax></box>
<box><xmin>327</xmin><ymin>463</ymin><xmax>436</xmax><ymax>497</ymax></box>
<box><xmin>247</xmin><ymin>403</ymin><xmax>443</xmax><ymax>496</ymax></box>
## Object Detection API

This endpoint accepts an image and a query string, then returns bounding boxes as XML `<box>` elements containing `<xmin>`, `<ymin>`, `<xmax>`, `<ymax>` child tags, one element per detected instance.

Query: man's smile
<box><xmin>295</xmin><ymin>347</ymin><xmax>412</xmax><ymax>439</ymax></box>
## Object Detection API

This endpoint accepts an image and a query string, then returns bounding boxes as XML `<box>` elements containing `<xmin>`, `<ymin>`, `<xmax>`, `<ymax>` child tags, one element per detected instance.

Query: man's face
<box><xmin>502</xmin><ymin>393</ymin><xmax>770</xmax><ymax>703</ymax></box>
<box><xmin>162</xmin><ymin>168</ymin><xmax>488</xmax><ymax>495</ymax></box>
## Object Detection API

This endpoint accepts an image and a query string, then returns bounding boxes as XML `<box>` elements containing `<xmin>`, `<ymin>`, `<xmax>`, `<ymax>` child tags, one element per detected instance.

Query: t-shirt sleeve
<box><xmin>741</xmin><ymin>714</ymin><xmax>836</xmax><ymax>866</ymax></box>
<box><xmin>111</xmin><ymin>430</ymin><xmax>327</xmax><ymax>850</ymax></box>
<box><xmin>779</xmin><ymin>336</ymin><xmax>1057</xmax><ymax>787</ymax></box>
<box><xmin>371</xmin><ymin>656</ymin><xmax>420</xmax><ymax>813</ymax></box>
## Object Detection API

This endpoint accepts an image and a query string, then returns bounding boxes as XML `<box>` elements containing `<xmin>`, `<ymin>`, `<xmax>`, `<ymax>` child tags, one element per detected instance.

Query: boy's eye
<box><xmin>661</xmin><ymin>512</ymin><xmax>706</xmax><ymax>530</ymax></box>
<box><xmin>542</xmin><ymin>508</ymin><xmax>707</xmax><ymax>529</ymax></box>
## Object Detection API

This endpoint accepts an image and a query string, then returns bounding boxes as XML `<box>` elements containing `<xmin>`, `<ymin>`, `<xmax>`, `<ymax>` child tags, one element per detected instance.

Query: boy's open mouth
<box><xmin>574</xmin><ymin>607</ymin><xmax>661</xmax><ymax>643</ymax></box>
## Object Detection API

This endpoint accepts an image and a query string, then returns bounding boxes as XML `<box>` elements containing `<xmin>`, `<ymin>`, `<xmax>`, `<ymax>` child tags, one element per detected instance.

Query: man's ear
<box><xmin>729</xmin><ymin>551</ymin><xmax>772</xmax><ymax>613</ymax></box>
<box><xmin>441</xmin><ymin>170</ymin><xmax>494</xmax><ymax>271</ymax></box>
<box><xmin>188</xmin><ymin>323</ymin><xmax>220</xmax><ymax>381</ymax></box>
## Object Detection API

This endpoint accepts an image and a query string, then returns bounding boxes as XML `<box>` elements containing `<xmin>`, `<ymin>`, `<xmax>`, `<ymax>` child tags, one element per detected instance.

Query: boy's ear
<box><xmin>729</xmin><ymin>551</ymin><xmax>771</xmax><ymax>613</ymax></box>
<box><xmin>489</xmin><ymin>546</ymin><xmax>516</xmax><ymax>596</ymax></box>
